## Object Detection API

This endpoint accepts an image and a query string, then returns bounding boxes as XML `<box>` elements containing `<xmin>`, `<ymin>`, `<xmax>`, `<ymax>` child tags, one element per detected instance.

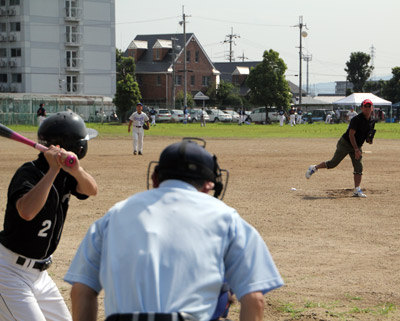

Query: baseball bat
<box><xmin>0</xmin><ymin>123</ymin><xmax>76</xmax><ymax>167</ymax></box>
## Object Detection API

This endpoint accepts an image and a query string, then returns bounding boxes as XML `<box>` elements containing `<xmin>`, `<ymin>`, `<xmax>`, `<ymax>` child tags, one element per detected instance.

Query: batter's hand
<box><xmin>58</xmin><ymin>148</ymin><xmax>80</xmax><ymax>172</ymax></box>
<box><xmin>43</xmin><ymin>145</ymin><xmax>62</xmax><ymax>172</ymax></box>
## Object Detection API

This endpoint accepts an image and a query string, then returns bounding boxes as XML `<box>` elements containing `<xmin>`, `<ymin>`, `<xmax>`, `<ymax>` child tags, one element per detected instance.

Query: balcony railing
<box><xmin>65</xmin><ymin>32</ymin><xmax>82</xmax><ymax>46</ymax></box>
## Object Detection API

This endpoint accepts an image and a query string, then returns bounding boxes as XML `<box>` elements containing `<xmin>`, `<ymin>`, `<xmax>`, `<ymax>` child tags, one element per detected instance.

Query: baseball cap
<box><xmin>361</xmin><ymin>99</ymin><xmax>373</xmax><ymax>107</ymax></box>
<box><xmin>136</xmin><ymin>102</ymin><xmax>143</xmax><ymax>106</ymax></box>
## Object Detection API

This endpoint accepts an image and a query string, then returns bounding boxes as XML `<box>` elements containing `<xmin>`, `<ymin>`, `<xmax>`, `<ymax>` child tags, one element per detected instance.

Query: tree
<box><xmin>176</xmin><ymin>90</ymin><xmax>194</xmax><ymax>107</ymax></box>
<box><xmin>383</xmin><ymin>67</ymin><xmax>400</xmax><ymax>103</ymax></box>
<box><xmin>345</xmin><ymin>52</ymin><xmax>373</xmax><ymax>92</ymax></box>
<box><xmin>113</xmin><ymin>49</ymin><xmax>141</xmax><ymax>122</ymax></box>
<box><xmin>246</xmin><ymin>49</ymin><xmax>291</xmax><ymax>122</ymax></box>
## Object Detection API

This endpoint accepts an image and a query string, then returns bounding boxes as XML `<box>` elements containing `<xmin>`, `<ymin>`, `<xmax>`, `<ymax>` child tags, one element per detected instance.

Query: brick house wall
<box><xmin>134</xmin><ymin>35</ymin><xmax>217</xmax><ymax>106</ymax></box>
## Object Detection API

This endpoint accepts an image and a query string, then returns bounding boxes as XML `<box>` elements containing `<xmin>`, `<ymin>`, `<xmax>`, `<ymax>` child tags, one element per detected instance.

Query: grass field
<box><xmin>7</xmin><ymin>122</ymin><xmax>400</xmax><ymax>139</ymax></box>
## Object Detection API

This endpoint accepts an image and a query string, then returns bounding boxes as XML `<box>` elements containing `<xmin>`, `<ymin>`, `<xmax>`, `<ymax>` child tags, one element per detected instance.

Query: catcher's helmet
<box><xmin>38</xmin><ymin>111</ymin><xmax>89</xmax><ymax>159</ymax></box>
<box><xmin>147</xmin><ymin>138</ymin><xmax>229</xmax><ymax>199</ymax></box>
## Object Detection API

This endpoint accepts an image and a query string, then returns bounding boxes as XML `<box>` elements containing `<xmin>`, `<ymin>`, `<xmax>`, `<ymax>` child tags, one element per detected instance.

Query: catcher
<box><xmin>128</xmin><ymin>102</ymin><xmax>150</xmax><ymax>155</ymax></box>
<box><xmin>306</xmin><ymin>99</ymin><xmax>376</xmax><ymax>198</ymax></box>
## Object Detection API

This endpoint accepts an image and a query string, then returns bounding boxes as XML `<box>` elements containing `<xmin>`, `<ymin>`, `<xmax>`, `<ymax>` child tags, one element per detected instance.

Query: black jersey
<box><xmin>342</xmin><ymin>113</ymin><xmax>375</xmax><ymax>147</ymax></box>
<box><xmin>0</xmin><ymin>153</ymin><xmax>88</xmax><ymax>259</ymax></box>
<box><xmin>37</xmin><ymin>107</ymin><xmax>46</xmax><ymax>117</ymax></box>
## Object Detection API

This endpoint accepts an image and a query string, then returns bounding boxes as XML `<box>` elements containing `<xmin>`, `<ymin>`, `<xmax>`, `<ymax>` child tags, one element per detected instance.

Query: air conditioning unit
<box><xmin>8</xmin><ymin>60</ymin><xmax>16</xmax><ymax>67</ymax></box>
<box><xmin>0</xmin><ymin>35</ymin><xmax>4</xmax><ymax>42</ymax></box>
<box><xmin>0</xmin><ymin>9</ymin><xmax>6</xmax><ymax>16</ymax></box>
<box><xmin>7</xmin><ymin>8</ymin><xmax>16</xmax><ymax>16</ymax></box>
<box><xmin>8</xmin><ymin>34</ymin><xmax>16</xmax><ymax>42</ymax></box>
<box><xmin>10</xmin><ymin>85</ymin><xmax>17</xmax><ymax>92</ymax></box>
<box><xmin>0</xmin><ymin>60</ymin><xmax>6</xmax><ymax>67</ymax></box>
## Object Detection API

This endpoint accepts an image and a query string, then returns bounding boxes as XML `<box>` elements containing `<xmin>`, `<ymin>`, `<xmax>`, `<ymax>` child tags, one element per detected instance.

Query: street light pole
<box><xmin>182</xmin><ymin>6</ymin><xmax>188</xmax><ymax>107</ymax></box>
<box><xmin>295</xmin><ymin>16</ymin><xmax>307</xmax><ymax>107</ymax></box>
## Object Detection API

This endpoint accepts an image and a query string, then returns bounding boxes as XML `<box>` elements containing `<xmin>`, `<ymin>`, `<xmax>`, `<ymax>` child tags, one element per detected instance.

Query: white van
<box><xmin>248</xmin><ymin>107</ymin><xmax>279</xmax><ymax>123</ymax></box>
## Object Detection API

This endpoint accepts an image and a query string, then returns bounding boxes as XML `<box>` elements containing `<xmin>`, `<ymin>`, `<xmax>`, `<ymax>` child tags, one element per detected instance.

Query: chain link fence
<box><xmin>0</xmin><ymin>94</ymin><xmax>116</xmax><ymax>125</ymax></box>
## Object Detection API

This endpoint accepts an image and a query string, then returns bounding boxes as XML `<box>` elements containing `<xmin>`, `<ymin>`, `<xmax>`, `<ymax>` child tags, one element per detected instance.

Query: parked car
<box><xmin>206</xmin><ymin>109</ymin><xmax>232</xmax><ymax>122</ymax></box>
<box><xmin>189</xmin><ymin>109</ymin><xmax>209</xmax><ymax>123</ymax></box>
<box><xmin>155</xmin><ymin>109</ymin><xmax>172</xmax><ymax>122</ymax></box>
<box><xmin>170</xmin><ymin>109</ymin><xmax>191</xmax><ymax>122</ymax></box>
<box><xmin>224</xmin><ymin>110</ymin><xmax>240</xmax><ymax>122</ymax></box>
<box><xmin>302</xmin><ymin>109</ymin><xmax>330</xmax><ymax>123</ymax></box>
<box><xmin>248</xmin><ymin>107</ymin><xmax>280</xmax><ymax>123</ymax></box>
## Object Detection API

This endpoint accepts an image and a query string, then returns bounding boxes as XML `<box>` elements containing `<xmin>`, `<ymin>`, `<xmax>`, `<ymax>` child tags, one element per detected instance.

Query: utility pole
<box><xmin>295</xmin><ymin>16</ymin><xmax>307</xmax><ymax>108</ymax></box>
<box><xmin>171</xmin><ymin>37</ymin><xmax>179</xmax><ymax>108</ymax></box>
<box><xmin>223</xmin><ymin>27</ymin><xmax>240</xmax><ymax>62</ymax></box>
<box><xmin>303</xmin><ymin>54</ymin><xmax>312</xmax><ymax>95</ymax></box>
<box><xmin>237</xmin><ymin>51</ymin><xmax>248</xmax><ymax>62</ymax></box>
<box><xmin>370</xmin><ymin>44</ymin><xmax>375</xmax><ymax>79</ymax></box>
<box><xmin>179</xmin><ymin>6</ymin><xmax>190</xmax><ymax>107</ymax></box>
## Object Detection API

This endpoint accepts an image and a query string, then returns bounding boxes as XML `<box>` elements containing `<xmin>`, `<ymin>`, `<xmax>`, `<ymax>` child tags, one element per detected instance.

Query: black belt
<box><xmin>106</xmin><ymin>313</ymin><xmax>195</xmax><ymax>321</ymax></box>
<box><xmin>136</xmin><ymin>126</ymin><xmax>142</xmax><ymax>128</ymax></box>
<box><xmin>16</xmin><ymin>256</ymin><xmax>52</xmax><ymax>271</ymax></box>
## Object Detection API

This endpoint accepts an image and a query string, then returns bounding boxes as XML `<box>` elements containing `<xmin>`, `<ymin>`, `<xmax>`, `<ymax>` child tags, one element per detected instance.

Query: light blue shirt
<box><xmin>64</xmin><ymin>180</ymin><xmax>283</xmax><ymax>320</ymax></box>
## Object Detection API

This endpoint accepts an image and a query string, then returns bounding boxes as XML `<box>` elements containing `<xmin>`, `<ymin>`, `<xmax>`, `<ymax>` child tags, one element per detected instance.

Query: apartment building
<box><xmin>0</xmin><ymin>0</ymin><xmax>116</xmax><ymax>96</ymax></box>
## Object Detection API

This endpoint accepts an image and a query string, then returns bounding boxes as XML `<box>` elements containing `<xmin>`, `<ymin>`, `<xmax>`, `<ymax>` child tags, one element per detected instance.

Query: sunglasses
<box><xmin>362</xmin><ymin>104</ymin><xmax>372</xmax><ymax>108</ymax></box>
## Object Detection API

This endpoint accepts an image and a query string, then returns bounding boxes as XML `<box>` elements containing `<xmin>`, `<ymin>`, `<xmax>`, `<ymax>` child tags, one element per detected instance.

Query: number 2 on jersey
<box><xmin>38</xmin><ymin>220</ymin><xmax>52</xmax><ymax>237</ymax></box>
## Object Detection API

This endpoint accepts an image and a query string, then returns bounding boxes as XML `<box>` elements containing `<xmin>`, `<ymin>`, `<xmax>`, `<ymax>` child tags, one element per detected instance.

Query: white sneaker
<box><xmin>353</xmin><ymin>187</ymin><xmax>367</xmax><ymax>198</ymax></box>
<box><xmin>305</xmin><ymin>165</ymin><xmax>317</xmax><ymax>179</ymax></box>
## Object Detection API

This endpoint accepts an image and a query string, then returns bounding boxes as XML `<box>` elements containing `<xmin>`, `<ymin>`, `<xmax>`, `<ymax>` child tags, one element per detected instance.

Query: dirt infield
<box><xmin>1</xmin><ymin>135</ymin><xmax>399</xmax><ymax>320</ymax></box>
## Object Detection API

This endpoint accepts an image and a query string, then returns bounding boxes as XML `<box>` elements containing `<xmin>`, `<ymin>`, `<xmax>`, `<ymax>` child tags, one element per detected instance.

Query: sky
<box><xmin>115</xmin><ymin>0</ymin><xmax>399</xmax><ymax>93</ymax></box>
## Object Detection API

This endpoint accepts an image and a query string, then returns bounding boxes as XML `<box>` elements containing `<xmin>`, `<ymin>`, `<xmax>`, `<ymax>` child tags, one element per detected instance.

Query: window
<box><xmin>190</xmin><ymin>75</ymin><xmax>195</xmax><ymax>86</ymax></box>
<box><xmin>0</xmin><ymin>48</ymin><xmax>6</xmax><ymax>58</ymax></box>
<box><xmin>11</xmin><ymin>48</ymin><xmax>21</xmax><ymax>57</ymax></box>
<box><xmin>0</xmin><ymin>74</ymin><xmax>7</xmax><ymax>83</ymax></box>
<box><xmin>10</xmin><ymin>0</ymin><xmax>20</xmax><ymax>5</ymax></box>
<box><xmin>136</xmin><ymin>75</ymin><xmax>142</xmax><ymax>84</ymax></box>
<box><xmin>195</xmin><ymin>51</ymin><xmax>199</xmax><ymax>63</ymax></box>
<box><xmin>186</xmin><ymin>51</ymin><xmax>191</xmax><ymax>62</ymax></box>
<box><xmin>0</xmin><ymin>0</ymin><xmax>5</xmax><ymax>6</ymax></box>
<box><xmin>66</xmin><ymin>75</ymin><xmax>78</xmax><ymax>93</ymax></box>
<box><xmin>10</xmin><ymin>22</ymin><xmax>20</xmax><ymax>32</ymax></box>
<box><xmin>155</xmin><ymin>49</ymin><xmax>160</xmax><ymax>60</ymax></box>
<box><xmin>0</xmin><ymin>23</ymin><xmax>6</xmax><ymax>32</ymax></box>
<box><xmin>202</xmin><ymin>76</ymin><xmax>210</xmax><ymax>86</ymax></box>
<box><xmin>66</xmin><ymin>25</ymin><xmax>78</xmax><ymax>43</ymax></box>
<box><xmin>175</xmin><ymin>75</ymin><xmax>182</xmax><ymax>86</ymax></box>
<box><xmin>12</xmin><ymin>73</ymin><xmax>21</xmax><ymax>83</ymax></box>
<box><xmin>66</xmin><ymin>50</ymin><xmax>78</xmax><ymax>68</ymax></box>
<box><xmin>65</xmin><ymin>0</ymin><xmax>78</xmax><ymax>18</ymax></box>
<box><xmin>156</xmin><ymin>75</ymin><xmax>161</xmax><ymax>86</ymax></box>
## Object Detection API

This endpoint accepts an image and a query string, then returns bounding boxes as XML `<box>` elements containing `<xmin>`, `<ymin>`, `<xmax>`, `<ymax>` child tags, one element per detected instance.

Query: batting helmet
<box><xmin>38</xmin><ymin>111</ymin><xmax>89</xmax><ymax>159</ymax></box>
<box><xmin>147</xmin><ymin>138</ymin><xmax>229</xmax><ymax>199</ymax></box>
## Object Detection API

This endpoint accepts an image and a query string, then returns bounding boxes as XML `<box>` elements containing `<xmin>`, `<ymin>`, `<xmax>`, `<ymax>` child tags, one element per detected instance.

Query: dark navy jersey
<box><xmin>297</xmin><ymin>110</ymin><xmax>302</xmax><ymax>115</ymax></box>
<box><xmin>150</xmin><ymin>109</ymin><xmax>156</xmax><ymax>115</ymax></box>
<box><xmin>342</xmin><ymin>113</ymin><xmax>375</xmax><ymax>147</ymax></box>
<box><xmin>37</xmin><ymin>107</ymin><xmax>46</xmax><ymax>117</ymax></box>
<box><xmin>279</xmin><ymin>110</ymin><xmax>285</xmax><ymax>116</ymax></box>
<box><xmin>0</xmin><ymin>153</ymin><xmax>88</xmax><ymax>259</ymax></box>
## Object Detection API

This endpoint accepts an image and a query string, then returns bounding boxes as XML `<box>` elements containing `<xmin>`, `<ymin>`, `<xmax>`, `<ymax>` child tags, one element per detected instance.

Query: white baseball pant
<box><xmin>290</xmin><ymin>114</ymin><xmax>296</xmax><ymax>126</ymax></box>
<box><xmin>151</xmin><ymin>115</ymin><xmax>156</xmax><ymax>125</ymax></box>
<box><xmin>132</xmin><ymin>127</ymin><xmax>144</xmax><ymax>153</ymax></box>
<box><xmin>279</xmin><ymin>115</ymin><xmax>285</xmax><ymax>126</ymax></box>
<box><xmin>0</xmin><ymin>244</ymin><xmax>71</xmax><ymax>321</ymax></box>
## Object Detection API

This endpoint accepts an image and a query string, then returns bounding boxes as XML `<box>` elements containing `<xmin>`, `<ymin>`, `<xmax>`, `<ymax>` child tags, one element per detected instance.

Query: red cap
<box><xmin>361</xmin><ymin>99</ymin><xmax>373</xmax><ymax>107</ymax></box>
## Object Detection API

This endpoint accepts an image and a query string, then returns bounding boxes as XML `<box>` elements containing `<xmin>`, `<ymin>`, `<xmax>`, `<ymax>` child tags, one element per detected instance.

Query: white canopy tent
<box><xmin>333</xmin><ymin>93</ymin><xmax>392</xmax><ymax>107</ymax></box>
<box><xmin>333</xmin><ymin>93</ymin><xmax>393</xmax><ymax>120</ymax></box>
